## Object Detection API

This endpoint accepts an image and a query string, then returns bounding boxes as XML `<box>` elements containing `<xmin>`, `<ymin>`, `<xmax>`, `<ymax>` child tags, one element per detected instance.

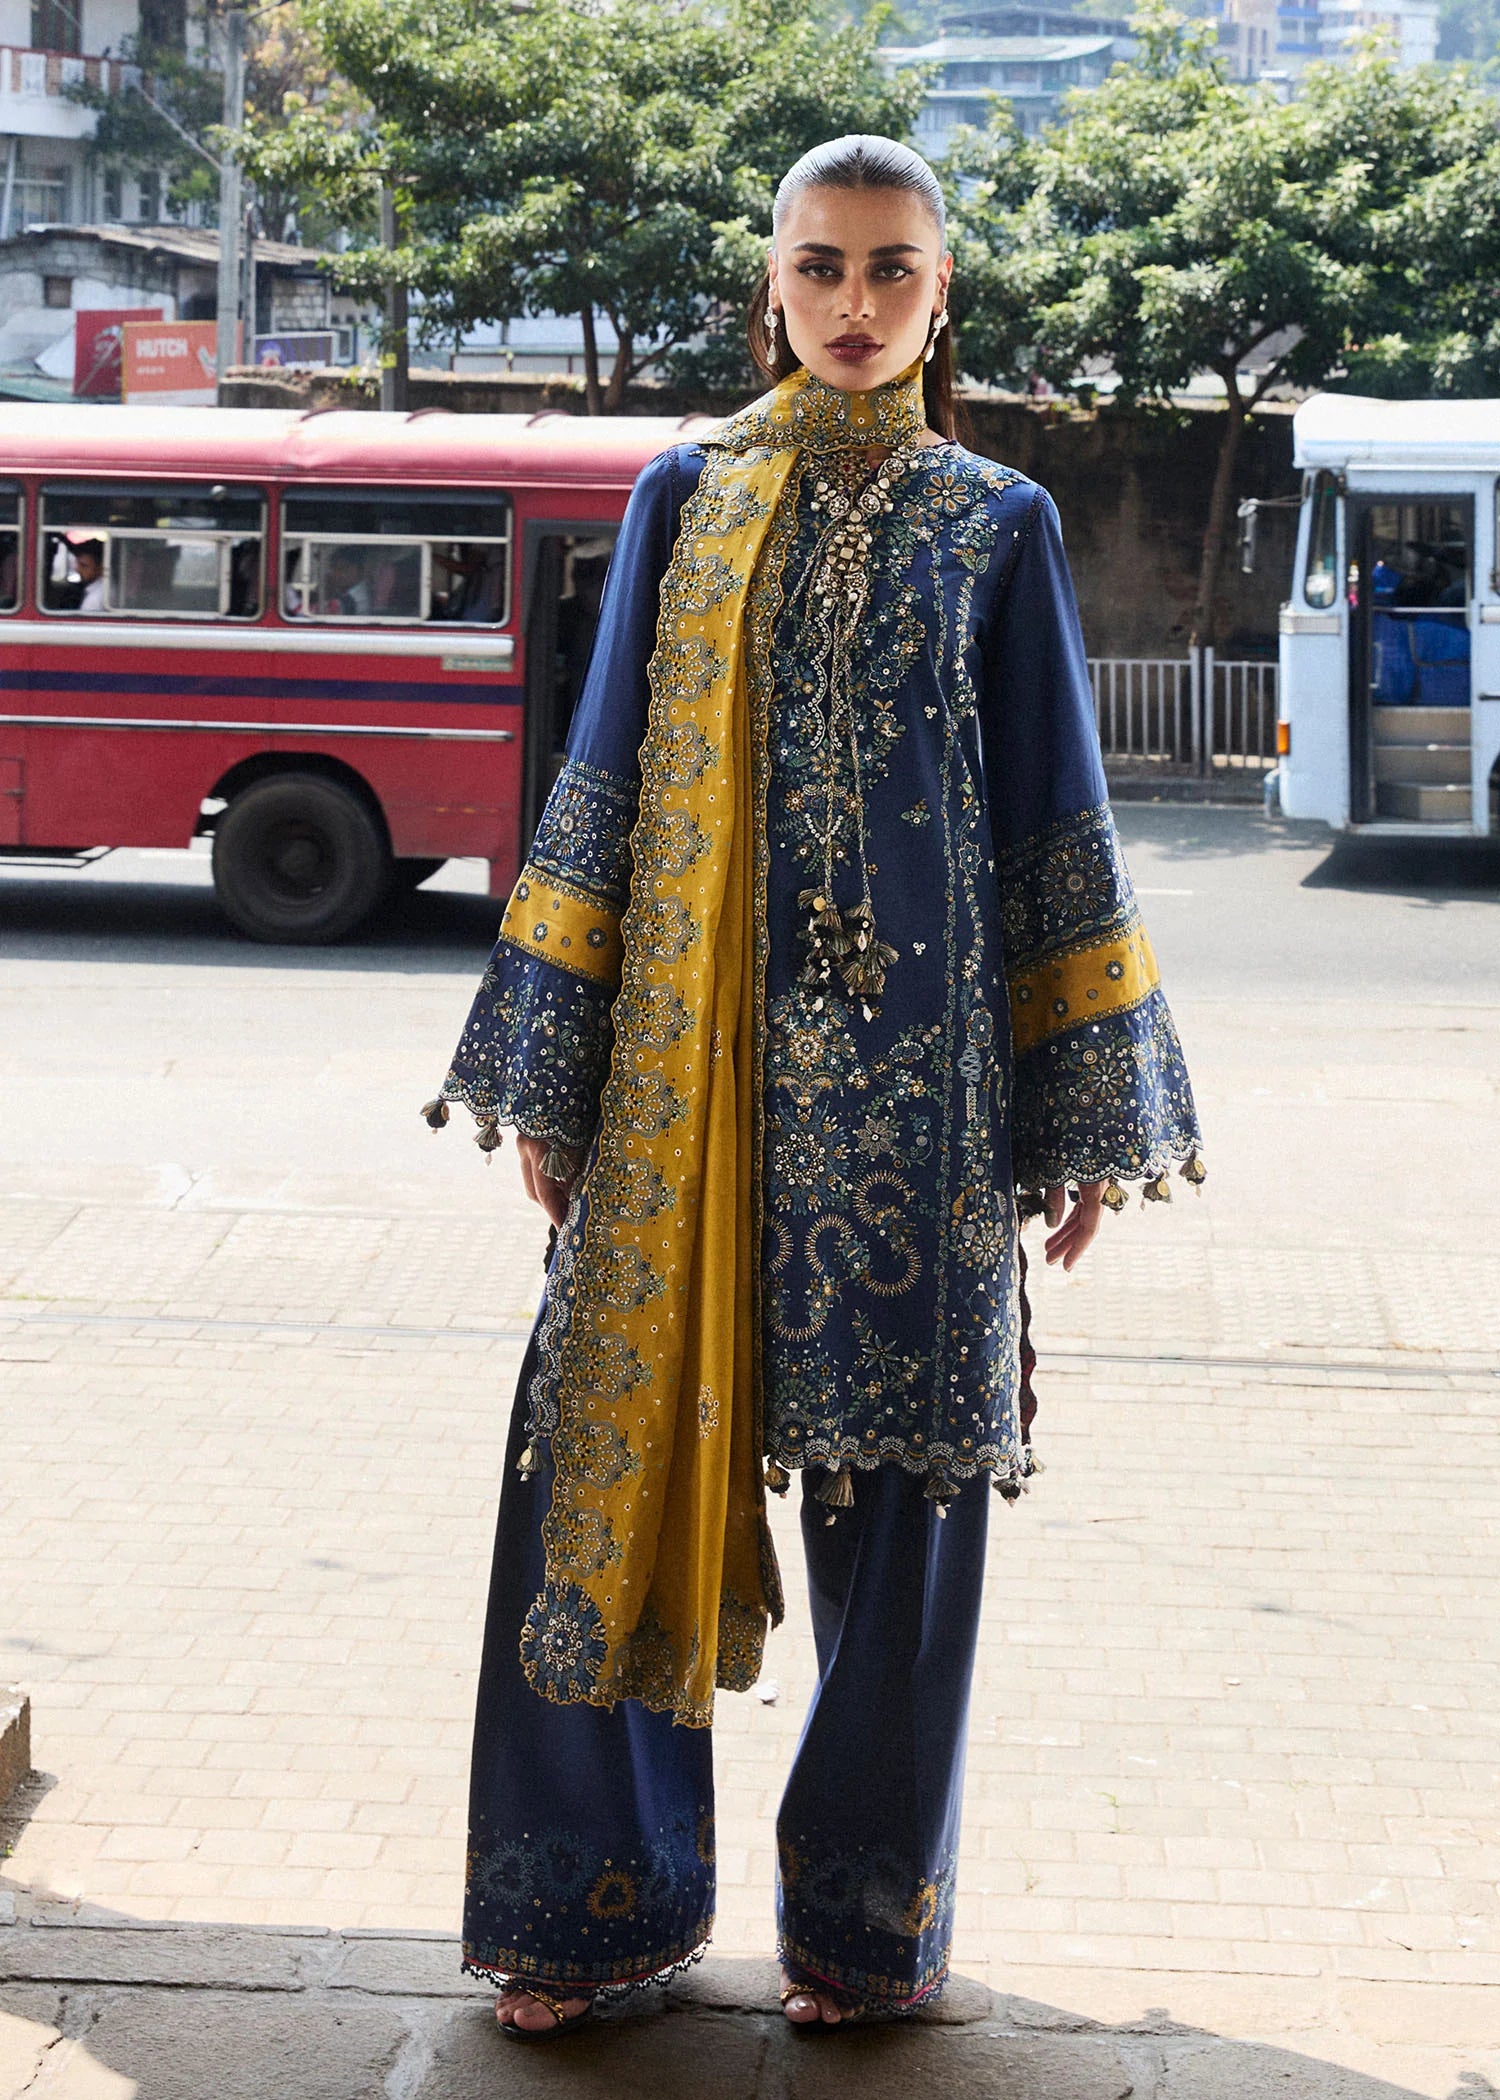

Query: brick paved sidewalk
<box><xmin>3</xmin><ymin>852</ymin><xmax>1498</xmax><ymax>2094</ymax></box>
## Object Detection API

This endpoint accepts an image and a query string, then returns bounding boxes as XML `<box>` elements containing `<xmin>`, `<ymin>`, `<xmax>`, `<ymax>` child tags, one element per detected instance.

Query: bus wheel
<box><xmin>212</xmin><ymin>774</ymin><xmax>390</xmax><ymax>944</ymax></box>
<box><xmin>390</xmin><ymin>857</ymin><xmax>446</xmax><ymax>893</ymax></box>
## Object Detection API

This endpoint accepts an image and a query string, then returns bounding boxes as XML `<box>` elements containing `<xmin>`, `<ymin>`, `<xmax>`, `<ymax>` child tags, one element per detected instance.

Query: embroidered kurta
<box><xmin>434</xmin><ymin>387</ymin><xmax>1202</xmax><ymax>1724</ymax></box>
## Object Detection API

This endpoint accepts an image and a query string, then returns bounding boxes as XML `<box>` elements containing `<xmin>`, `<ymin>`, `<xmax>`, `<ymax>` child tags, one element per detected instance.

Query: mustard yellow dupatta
<box><xmin>518</xmin><ymin>360</ymin><xmax>930</xmax><ymax>1728</ymax></box>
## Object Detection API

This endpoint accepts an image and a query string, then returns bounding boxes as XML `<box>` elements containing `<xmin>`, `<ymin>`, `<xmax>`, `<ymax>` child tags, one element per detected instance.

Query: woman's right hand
<box><xmin>516</xmin><ymin>1133</ymin><xmax>580</xmax><ymax>1229</ymax></box>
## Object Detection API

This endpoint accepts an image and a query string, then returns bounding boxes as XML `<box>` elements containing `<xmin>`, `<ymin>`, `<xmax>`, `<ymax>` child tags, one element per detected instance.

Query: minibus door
<box><xmin>1347</xmin><ymin>493</ymin><xmax>1474</xmax><ymax>825</ymax></box>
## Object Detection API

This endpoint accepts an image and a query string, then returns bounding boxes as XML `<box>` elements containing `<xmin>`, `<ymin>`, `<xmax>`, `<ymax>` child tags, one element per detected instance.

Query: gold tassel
<box><xmin>516</xmin><ymin>1440</ymin><xmax>539</xmax><ymax>1480</ymax></box>
<box><xmin>475</xmin><ymin>1117</ymin><xmax>503</xmax><ymax>1158</ymax></box>
<box><xmin>1180</xmin><ymin>1153</ymin><xmax>1207</xmax><ymax>1189</ymax></box>
<box><xmin>925</xmin><ymin>1469</ymin><xmax>957</xmax><ymax>1517</ymax></box>
<box><xmin>1142</xmin><ymin>1173</ymin><xmax>1172</xmax><ymax>1204</ymax></box>
<box><xmin>814</xmin><ymin>1465</ymin><xmax>854</xmax><ymax>1523</ymax></box>
<box><xmin>765</xmin><ymin>1460</ymin><xmax>790</xmax><ymax>1496</ymax></box>
<box><xmin>419</xmin><ymin>1097</ymin><xmax>450</xmax><ymax>1131</ymax></box>
<box><xmin>1100</xmin><ymin>1178</ymin><xmax>1127</xmax><ymax>1214</ymax></box>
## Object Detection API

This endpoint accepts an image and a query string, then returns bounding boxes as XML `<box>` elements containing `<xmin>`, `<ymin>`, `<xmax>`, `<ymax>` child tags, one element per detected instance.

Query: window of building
<box><xmin>0</xmin><ymin>487</ymin><xmax>21</xmax><ymax>614</ymax></box>
<box><xmin>39</xmin><ymin>483</ymin><xmax>265</xmax><ymax>619</ymax></box>
<box><xmin>280</xmin><ymin>488</ymin><xmax>513</xmax><ymax>626</ymax></box>
<box><xmin>102</xmin><ymin>167</ymin><xmax>122</xmax><ymax>221</ymax></box>
<box><xmin>139</xmin><ymin>0</ymin><xmax>187</xmax><ymax>49</ymax></box>
<box><xmin>30</xmin><ymin>0</ymin><xmax>81</xmax><ymax>54</ymax></box>
<box><xmin>43</xmin><ymin>274</ymin><xmax>72</xmax><ymax>309</ymax></box>
<box><xmin>138</xmin><ymin>170</ymin><xmax>162</xmax><ymax>222</ymax></box>
<box><xmin>15</xmin><ymin>169</ymin><xmax>69</xmax><ymax>229</ymax></box>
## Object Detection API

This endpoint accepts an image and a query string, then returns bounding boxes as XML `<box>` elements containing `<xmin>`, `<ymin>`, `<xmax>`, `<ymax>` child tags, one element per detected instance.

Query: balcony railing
<box><xmin>0</xmin><ymin>47</ymin><xmax>138</xmax><ymax>99</ymax></box>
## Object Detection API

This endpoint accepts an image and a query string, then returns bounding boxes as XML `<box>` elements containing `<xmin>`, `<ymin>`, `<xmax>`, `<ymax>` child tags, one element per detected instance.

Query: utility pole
<box><xmin>379</xmin><ymin>186</ymin><xmax>409</xmax><ymax>413</ymax></box>
<box><xmin>215</xmin><ymin>4</ymin><xmax>247</xmax><ymax>389</ymax></box>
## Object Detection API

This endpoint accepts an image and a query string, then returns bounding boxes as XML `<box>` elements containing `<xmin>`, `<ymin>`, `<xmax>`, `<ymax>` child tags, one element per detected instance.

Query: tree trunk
<box><xmin>579</xmin><ymin>301</ymin><xmax>602</xmax><ymax>417</ymax></box>
<box><xmin>1189</xmin><ymin>377</ymin><xmax>1247</xmax><ymax>653</ymax></box>
<box><xmin>602</xmin><ymin>327</ymin><xmax>633</xmax><ymax>414</ymax></box>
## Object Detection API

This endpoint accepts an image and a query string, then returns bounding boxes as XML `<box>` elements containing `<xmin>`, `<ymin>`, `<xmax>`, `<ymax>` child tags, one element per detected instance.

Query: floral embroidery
<box><xmin>752</xmin><ymin>447</ymin><xmax>1027</xmax><ymax>1491</ymax></box>
<box><xmin>1000</xmin><ymin>803</ymin><xmax>1199</xmax><ymax>1191</ymax></box>
<box><xmin>463</xmin><ymin>1806</ymin><xmax>713</xmax><ymax>1995</ymax></box>
<box><xmin>778</xmin><ymin>1831</ymin><xmax>958</xmax><ymax>2013</ymax></box>
<box><xmin>520</xmin><ymin>1582</ymin><xmax>608</xmax><ymax>1703</ymax></box>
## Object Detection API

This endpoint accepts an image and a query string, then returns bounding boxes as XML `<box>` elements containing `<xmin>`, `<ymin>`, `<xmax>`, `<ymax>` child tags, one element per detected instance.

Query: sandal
<box><xmin>494</xmin><ymin>1982</ymin><xmax>596</xmax><ymax>2041</ymax></box>
<box><xmin>779</xmin><ymin>1971</ymin><xmax>863</xmax><ymax>2030</ymax></box>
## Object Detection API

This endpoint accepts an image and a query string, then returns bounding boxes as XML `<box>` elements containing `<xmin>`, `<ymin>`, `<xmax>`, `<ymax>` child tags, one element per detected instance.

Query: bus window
<box><xmin>39</xmin><ymin>483</ymin><xmax>265</xmax><ymax>618</ymax></box>
<box><xmin>281</xmin><ymin>488</ymin><xmax>512</xmax><ymax>625</ymax></box>
<box><xmin>0</xmin><ymin>486</ymin><xmax>19</xmax><ymax>612</ymax></box>
<box><xmin>1304</xmin><ymin>470</ymin><xmax>1338</xmax><ymax>608</ymax></box>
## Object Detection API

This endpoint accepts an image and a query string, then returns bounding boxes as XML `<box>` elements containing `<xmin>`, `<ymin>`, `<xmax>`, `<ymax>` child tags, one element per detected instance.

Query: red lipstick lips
<box><xmin>827</xmin><ymin>334</ymin><xmax>882</xmax><ymax>365</ymax></box>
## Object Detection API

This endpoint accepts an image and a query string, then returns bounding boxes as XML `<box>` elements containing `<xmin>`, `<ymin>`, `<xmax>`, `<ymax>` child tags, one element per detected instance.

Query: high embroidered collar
<box><xmin>707</xmin><ymin>357</ymin><xmax>927</xmax><ymax>456</ymax></box>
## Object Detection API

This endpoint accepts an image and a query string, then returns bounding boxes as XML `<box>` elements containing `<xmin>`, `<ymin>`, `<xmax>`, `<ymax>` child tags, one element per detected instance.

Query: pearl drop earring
<box><xmin>924</xmin><ymin>308</ymin><xmax>950</xmax><ymax>364</ymax></box>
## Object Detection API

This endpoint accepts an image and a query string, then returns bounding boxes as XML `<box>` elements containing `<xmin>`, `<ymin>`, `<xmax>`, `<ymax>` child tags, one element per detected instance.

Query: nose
<box><xmin>837</xmin><ymin>273</ymin><xmax>876</xmax><ymax>324</ymax></box>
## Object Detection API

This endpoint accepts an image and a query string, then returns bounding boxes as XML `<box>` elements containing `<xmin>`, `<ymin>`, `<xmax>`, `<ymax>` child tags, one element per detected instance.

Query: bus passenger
<box><xmin>323</xmin><ymin>548</ymin><xmax>373</xmax><ymax>617</ymax></box>
<box><xmin>68</xmin><ymin>538</ymin><xmax>107</xmax><ymax>613</ymax></box>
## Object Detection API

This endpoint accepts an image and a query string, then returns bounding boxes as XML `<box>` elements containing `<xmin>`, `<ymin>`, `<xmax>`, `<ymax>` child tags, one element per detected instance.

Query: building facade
<box><xmin>0</xmin><ymin>223</ymin><xmax>365</xmax><ymax>396</ymax></box>
<box><xmin>0</xmin><ymin>0</ymin><xmax>193</xmax><ymax>238</ymax></box>
<box><xmin>1217</xmin><ymin>0</ymin><xmax>1440</xmax><ymax>79</ymax></box>
<box><xmin>879</xmin><ymin>9</ymin><xmax>1134</xmax><ymax>147</ymax></box>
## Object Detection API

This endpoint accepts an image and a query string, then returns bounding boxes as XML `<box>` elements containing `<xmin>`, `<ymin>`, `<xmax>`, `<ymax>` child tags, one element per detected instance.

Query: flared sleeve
<box><xmin>979</xmin><ymin>485</ymin><xmax>1204</xmax><ymax>1198</ymax></box>
<box><xmin>427</xmin><ymin>445</ymin><xmax>701</xmax><ymax>1156</ymax></box>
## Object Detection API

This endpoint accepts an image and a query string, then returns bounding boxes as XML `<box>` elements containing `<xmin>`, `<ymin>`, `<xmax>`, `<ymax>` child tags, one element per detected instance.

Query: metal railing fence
<box><xmin>1088</xmin><ymin>649</ymin><xmax>1278</xmax><ymax>775</ymax></box>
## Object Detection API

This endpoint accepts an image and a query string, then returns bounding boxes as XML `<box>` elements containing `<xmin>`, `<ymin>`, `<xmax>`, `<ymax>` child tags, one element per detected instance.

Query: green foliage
<box><xmin>945</xmin><ymin>6</ymin><xmax>1500</xmax><ymax>636</ymax></box>
<box><xmin>947</xmin><ymin>6</ymin><xmax>1500</xmax><ymax>405</ymax></box>
<box><xmin>237</xmin><ymin>0</ymin><xmax>923</xmax><ymax>408</ymax></box>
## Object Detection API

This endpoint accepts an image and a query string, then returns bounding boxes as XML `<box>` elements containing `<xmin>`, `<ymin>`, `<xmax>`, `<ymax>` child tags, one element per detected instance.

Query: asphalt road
<box><xmin>1</xmin><ymin>804</ymin><xmax>1497</xmax><ymax>1002</ymax></box>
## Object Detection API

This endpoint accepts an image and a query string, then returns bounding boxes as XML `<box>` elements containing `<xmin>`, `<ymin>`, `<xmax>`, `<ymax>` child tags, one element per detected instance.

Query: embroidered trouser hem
<box><xmin>460</xmin><ymin>1930</ymin><xmax>712</xmax><ymax>2001</ymax></box>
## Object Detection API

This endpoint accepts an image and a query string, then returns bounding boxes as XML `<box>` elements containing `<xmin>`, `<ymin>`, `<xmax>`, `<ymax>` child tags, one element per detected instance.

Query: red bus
<box><xmin>0</xmin><ymin>404</ymin><xmax>707</xmax><ymax>940</ymax></box>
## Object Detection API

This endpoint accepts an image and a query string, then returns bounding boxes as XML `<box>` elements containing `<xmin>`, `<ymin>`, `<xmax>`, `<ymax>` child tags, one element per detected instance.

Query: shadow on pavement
<box><xmin>0</xmin><ymin>871</ymin><xmax>500</xmax><ymax>972</ymax></box>
<box><xmin>0</xmin><ymin>1859</ymin><xmax>1469</xmax><ymax>2100</ymax></box>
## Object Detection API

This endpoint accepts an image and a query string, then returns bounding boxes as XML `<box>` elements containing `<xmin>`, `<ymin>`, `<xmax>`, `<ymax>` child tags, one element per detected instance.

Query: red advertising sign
<box><xmin>121</xmin><ymin>319</ymin><xmax>225</xmax><ymax>406</ymax></box>
<box><xmin>73</xmin><ymin>308</ymin><xmax>164</xmax><ymax>398</ymax></box>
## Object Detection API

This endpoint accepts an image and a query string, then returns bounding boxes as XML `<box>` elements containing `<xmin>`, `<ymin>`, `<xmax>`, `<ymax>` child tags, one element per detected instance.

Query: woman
<box><xmin>425</xmin><ymin>134</ymin><xmax>1202</xmax><ymax>2039</ymax></box>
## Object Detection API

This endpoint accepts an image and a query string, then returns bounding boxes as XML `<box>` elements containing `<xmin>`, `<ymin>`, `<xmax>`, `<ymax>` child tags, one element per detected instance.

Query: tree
<box><xmin>73</xmin><ymin>2</ymin><xmax>352</xmax><ymax>242</ymax></box>
<box><xmin>946</xmin><ymin>7</ymin><xmax>1500</xmax><ymax>646</ymax></box>
<box><xmin>238</xmin><ymin>0</ymin><xmax>923</xmax><ymax>412</ymax></box>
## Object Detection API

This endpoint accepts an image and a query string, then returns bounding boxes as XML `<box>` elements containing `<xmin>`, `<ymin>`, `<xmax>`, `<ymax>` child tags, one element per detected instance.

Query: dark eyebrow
<box><xmin>790</xmin><ymin>241</ymin><xmax>925</xmax><ymax>259</ymax></box>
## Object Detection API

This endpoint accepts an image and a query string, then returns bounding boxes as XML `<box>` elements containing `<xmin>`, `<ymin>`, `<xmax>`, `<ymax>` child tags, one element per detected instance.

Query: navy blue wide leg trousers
<box><xmin>462</xmin><ymin>1339</ymin><xmax>990</xmax><ymax>2011</ymax></box>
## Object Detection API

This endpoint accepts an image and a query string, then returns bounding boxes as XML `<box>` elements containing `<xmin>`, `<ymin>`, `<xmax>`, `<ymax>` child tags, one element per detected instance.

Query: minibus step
<box><xmin>1373</xmin><ymin>742</ymin><xmax>1471</xmax><ymax>786</ymax></box>
<box><xmin>1372</xmin><ymin>704</ymin><xmax>1471</xmax><ymax>745</ymax></box>
<box><xmin>1375</xmin><ymin>781</ymin><xmax>1472</xmax><ymax>821</ymax></box>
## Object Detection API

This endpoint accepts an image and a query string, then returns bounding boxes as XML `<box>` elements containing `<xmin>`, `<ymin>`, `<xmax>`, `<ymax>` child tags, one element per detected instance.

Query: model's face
<box><xmin>768</xmin><ymin>185</ymin><xmax>951</xmax><ymax>396</ymax></box>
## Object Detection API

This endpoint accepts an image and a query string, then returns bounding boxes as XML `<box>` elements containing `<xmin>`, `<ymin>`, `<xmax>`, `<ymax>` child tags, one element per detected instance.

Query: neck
<box><xmin>713</xmin><ymin>357</ymin><xmax>928</xmax><ymax>457</ymax></box>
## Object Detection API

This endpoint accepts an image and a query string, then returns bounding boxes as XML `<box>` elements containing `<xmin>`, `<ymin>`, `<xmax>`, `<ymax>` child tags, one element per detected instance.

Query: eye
<box><xmin>874</xmin><ymin>263</ymin><xmax>914</xmax><ymax>281</ymax></box>
<box><xmin>796</xmin><ymin>261</ymin><xmax>841</xmax><ymax>280</ymax></box>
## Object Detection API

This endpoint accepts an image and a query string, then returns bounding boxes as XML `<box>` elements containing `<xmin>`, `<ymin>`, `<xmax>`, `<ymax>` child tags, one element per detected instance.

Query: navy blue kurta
<box><xmin>439</xmin><ymin>439</ymin><xmax>1200</xmax><ymax>1493</ymax></box>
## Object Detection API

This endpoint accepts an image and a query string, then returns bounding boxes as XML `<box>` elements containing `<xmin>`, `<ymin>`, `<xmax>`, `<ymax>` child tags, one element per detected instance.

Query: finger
<box><xmin>1043</xmin><ymin>1185</ymin><xmax>1065</xmax><ymax>1229</ymax></box>
<box><xmin>518</xmin><ymin>1145</ymin><xmax>541</xmax><ymax>1208</ymax></box>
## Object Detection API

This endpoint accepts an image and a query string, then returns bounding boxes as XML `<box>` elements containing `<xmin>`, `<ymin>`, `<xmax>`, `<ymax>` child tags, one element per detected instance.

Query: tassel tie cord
<box><xmin>790</xmin><ymin>440</ymin><xmax>926</xmax><ymax>1026</ymax></box>
<box><xmin>418</xmin><ymin>1096</ymin><xmax>503</xmax><ymax>1158</ymax></box>
<box><xmin>1019</xmin><ymin>1153</ymin><xmax>1207</xmax><ymax>1220</ymax></box>
<box><xmin>767</xmin><ymin>1459</ymin><xmax>1029</xmax><ymax>1522</ymax></box>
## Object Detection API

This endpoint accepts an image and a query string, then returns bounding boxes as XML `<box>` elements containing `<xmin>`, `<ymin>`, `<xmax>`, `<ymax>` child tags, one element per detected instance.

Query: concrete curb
<box><xmin>0</xmin><ymin>1913</ymin><xmax>1455</xmax><ymax>2099</ymax></box>
<box><xmin>0</xmin><ymin>1692</ymin><xmax>28</xmax><ymax>1817</ymax></box>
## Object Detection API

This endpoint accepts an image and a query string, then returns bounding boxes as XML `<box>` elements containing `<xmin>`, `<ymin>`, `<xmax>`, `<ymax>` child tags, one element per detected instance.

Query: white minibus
<box><xmin>1271</xmin><ymin>394</ymin><xmax>1500</xmax><ymax>835</ymax></box>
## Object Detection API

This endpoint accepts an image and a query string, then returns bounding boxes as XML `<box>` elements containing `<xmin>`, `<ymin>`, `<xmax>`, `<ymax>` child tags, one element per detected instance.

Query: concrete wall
<box><xmin>219</xmin><ymin>365</ymin><xmax>1302</xmax><ymax>658</ymax></box>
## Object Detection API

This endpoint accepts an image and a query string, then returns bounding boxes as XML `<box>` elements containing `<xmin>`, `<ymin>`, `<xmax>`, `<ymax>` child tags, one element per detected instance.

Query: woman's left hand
<box><xmin>1042</xmin><ymin>1181</ymin><xmax>1105</xmax><ymax>1270</ymax></box>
